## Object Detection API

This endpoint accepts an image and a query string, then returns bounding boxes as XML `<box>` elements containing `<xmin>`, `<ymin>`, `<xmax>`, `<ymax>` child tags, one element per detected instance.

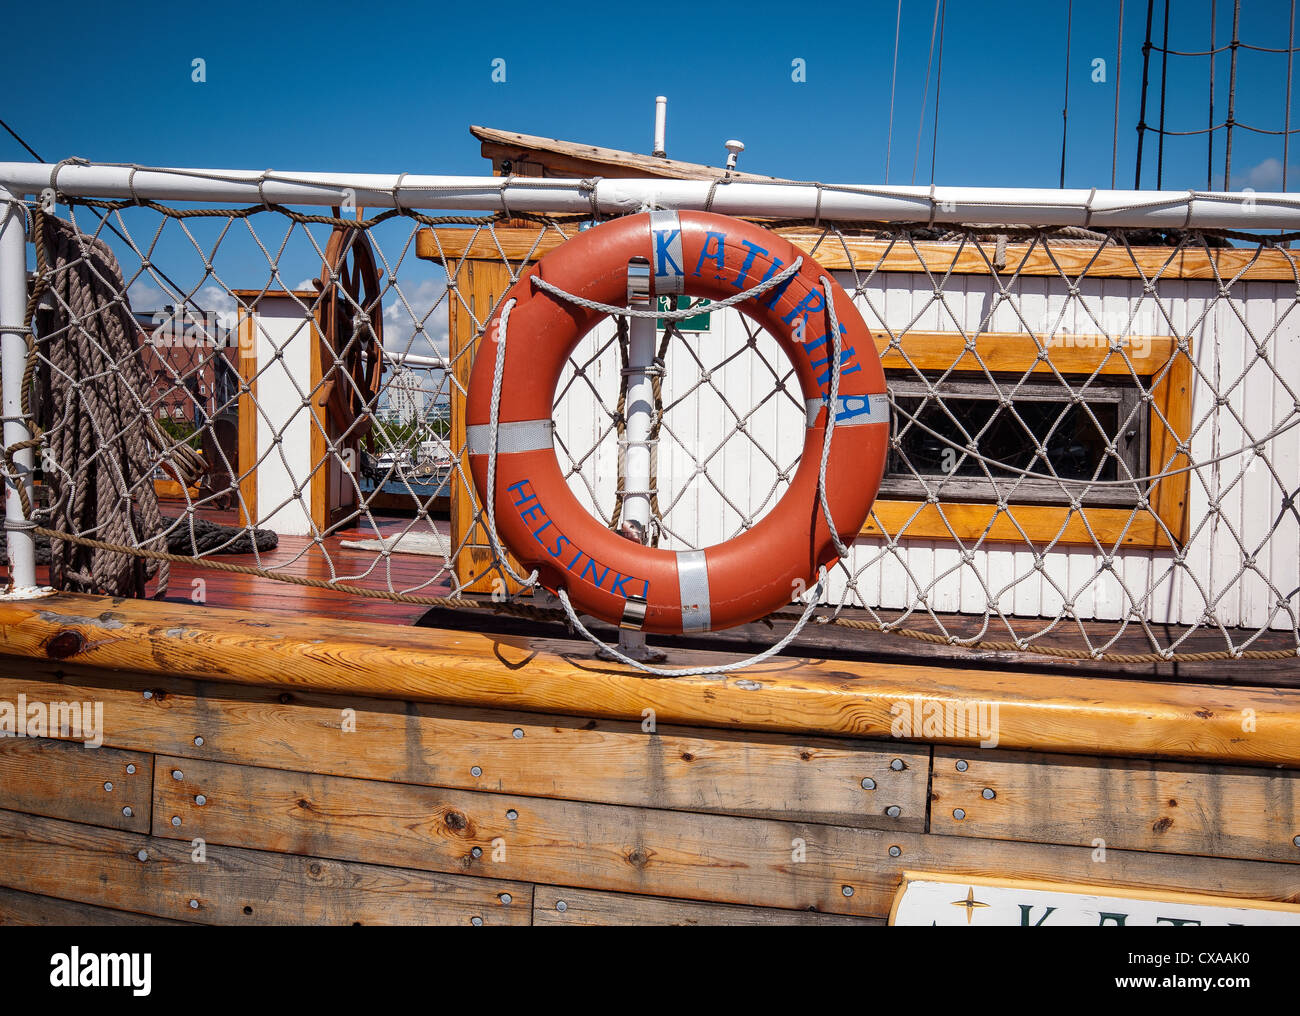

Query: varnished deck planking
<box><xmin>0</xmin><ymin>503</ymin><xmax>449</xmax><ymax>627</ymax></box>
<box><xmin>154</xmin><ymin>502</ymin><xmax>447</xmax><ymax>626</ymax></box>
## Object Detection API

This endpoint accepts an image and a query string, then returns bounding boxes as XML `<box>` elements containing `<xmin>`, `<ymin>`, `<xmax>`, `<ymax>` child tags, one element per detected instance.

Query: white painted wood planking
<box><xmin>543</xmin><ymin>270</ymin><xmax>1293</xmax><ymax>633</ymax></box>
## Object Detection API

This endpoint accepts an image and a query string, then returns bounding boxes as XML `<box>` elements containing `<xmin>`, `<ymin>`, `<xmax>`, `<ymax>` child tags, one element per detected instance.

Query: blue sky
<box><xmin>2</xmin><ymin>0</ymin><xmax>1297</xmax><ymax>359</ymax></box>
<box><xmin>2</xmin><ymin>0</ymin><xmax>1297</xmax><ymax>190</ymax></box>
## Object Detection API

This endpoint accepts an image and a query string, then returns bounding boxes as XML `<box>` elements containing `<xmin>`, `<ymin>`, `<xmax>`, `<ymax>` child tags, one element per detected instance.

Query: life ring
<box><xmin>465</xmin><ymin>210</ymin><xmax>888</xmax><ymax>634</ymax></box>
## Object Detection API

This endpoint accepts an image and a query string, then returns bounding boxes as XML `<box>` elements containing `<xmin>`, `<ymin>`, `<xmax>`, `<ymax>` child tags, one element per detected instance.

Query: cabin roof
<box><xmin>229</xmin><ymin>288</ymin><xmax>320</xmax><ymax>301</ymax></box>
<box><xmin>470</xmin><ymin>124</ymin><xmax>785</xmax><ymax>182</ymax></box>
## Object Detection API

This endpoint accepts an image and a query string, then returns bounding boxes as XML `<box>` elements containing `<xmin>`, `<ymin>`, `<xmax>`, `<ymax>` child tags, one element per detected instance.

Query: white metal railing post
<box><xmin>616</xmin><ymin>258</ymin><xmax>663</xmax><ymax>661</ymax></box>
<box><xmin>0</xmin><ymin>186</ymin><xmax>37</xmax><ymax>592</ymax></box>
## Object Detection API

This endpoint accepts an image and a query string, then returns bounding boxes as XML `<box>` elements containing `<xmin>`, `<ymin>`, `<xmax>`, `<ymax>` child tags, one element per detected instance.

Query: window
<box><xmin>881</xmin><ymin>374</ymin><xmax>1146</xmax><ymax>508</ymax></box>
<box><xmin>859</xmin><ymin>329</ymin><xmax>1192</xmax><ymax>549</ymax></box>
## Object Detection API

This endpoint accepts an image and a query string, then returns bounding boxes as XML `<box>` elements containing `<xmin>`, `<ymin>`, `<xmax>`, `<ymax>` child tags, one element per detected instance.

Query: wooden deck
<box><xmin>3</xmin><ymin>498</ymin><xmax>1294</xmax><ymax>685</ymax></box>
<box><xmin>6</xmin><ymin>501</ymin><xmax>451</xmax><ymax>628</ymax></box>
<box><xmin>419</xmin><ymin>601</ymin><xmax>1300</xmax><ymax>687</ymax></box>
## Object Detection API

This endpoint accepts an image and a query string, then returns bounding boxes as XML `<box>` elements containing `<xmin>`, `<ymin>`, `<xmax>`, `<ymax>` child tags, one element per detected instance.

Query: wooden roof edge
<box><xmin>413</xmin><ymin>225</ymin><xmax>1300</xmax><ymax>281</ymax></box>
<box><xmin>229</xmin><ymin>288</ymin><xmax>320</xmax><ymax>301</ymax></box>
<box><xmin>3</xmin><ymin>591</ymin><xmax>1298</xmax><ymax>769</ymax></box>
<box><xmin>470</xmin><ymin>124</ymin><xmax>785</xmax><ymax>183</ymax></box>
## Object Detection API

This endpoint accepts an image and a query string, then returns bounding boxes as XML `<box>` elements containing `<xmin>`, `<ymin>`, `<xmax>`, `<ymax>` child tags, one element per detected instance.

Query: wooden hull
<box><xmin>0</xmin><ymin>592</ymin><xmax>1296</xmax><ymax>926</ymax></box>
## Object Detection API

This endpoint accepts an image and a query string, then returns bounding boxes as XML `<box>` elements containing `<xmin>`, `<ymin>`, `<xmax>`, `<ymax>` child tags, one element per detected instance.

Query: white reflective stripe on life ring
<box><xmin>466</xmin><ymin>419</ymin><xmax>555</xmax><ymax>455</ymax></box>
<box><xmin>676</xmin><ymin>549</ymin><xmax>711</xmax><ymax>632</ymax></box>
<box><xmin>650</xmin><ymin>209</ymin><xmax>685</xmax><ymax>296</ymax></box>
<box><xmin>804</xmin><ymin>392</ymin><xmax>890</xmax><ymax>428</ymax></box>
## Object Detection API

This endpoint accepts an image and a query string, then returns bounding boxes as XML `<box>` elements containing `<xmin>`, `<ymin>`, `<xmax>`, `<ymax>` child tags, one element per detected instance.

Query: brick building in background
<box><xmin>134</xmin><ymin>307</ymin><xmax>240</xmax><ymax>429</ymax></box>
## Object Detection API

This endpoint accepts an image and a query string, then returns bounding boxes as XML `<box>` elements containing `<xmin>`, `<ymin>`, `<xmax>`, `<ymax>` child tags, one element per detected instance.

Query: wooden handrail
<box><xmin>1</xmin><ymin>592</ymin><xmax>1297</xmax><ymax>768</ymax></box>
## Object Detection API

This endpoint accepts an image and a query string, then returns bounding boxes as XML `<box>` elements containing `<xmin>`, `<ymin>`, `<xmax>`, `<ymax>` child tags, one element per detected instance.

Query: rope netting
<box><xmin>2</xmin><ymin>172</ymin><xmax>1298</xmax><ymax>666</ymax></box>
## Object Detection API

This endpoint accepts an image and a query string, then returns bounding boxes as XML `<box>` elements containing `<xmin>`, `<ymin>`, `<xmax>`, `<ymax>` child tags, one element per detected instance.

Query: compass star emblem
<box><xmin>951</xmin><ymin>886</ymin><xmax>990</xmax><ymax>924</ymax></box>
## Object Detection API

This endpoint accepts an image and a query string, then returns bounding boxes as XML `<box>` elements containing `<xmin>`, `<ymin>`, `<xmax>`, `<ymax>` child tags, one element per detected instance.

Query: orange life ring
<box><xmin>466</xmin><ymin>210</ymin><xmax>888</xmax><ymax>634</ymax></box>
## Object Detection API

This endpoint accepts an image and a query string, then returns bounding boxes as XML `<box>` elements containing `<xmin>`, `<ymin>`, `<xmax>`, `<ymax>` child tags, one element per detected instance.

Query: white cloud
<box><xmin>196</xmin><ymin>283</ymin><xmax>238</xmax><ymax>330</ymax></box>
<box><xmin>1244</xmin><ymin>157</ymin><xmax>1284</xmax><ymax>190</ymax></box>
<box><xmin>382</xmin><ymin>276</ymin><xmax>450</xmax><ymax>361</ymax></box>
<box><xmin>126</xmin><ymin>278</ymin><xmax>166</xmax><ymax>311</ymax></box>
<box><xmin>1228</xmin><ymin>157</ymin><xmax>1296</xmax><ymax>191</ymax></box>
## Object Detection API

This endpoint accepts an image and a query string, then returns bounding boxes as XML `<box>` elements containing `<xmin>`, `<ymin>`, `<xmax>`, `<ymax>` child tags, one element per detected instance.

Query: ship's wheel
<box><xmin>315</xmin><ymin>217</ymin><xmax>385</xmax><ymax>442</ymax></box>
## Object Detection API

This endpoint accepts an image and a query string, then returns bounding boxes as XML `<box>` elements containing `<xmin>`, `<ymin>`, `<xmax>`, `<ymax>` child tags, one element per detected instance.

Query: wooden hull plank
<box><xmin>0</xmin><ymin>808</ymin><xmax>531</xmax><ymax>926</ymax></box>
<box><xmin>931</xmin><ymin>746</ymin><xmax>1300</xmax><ymax>865</ymax></box>
<box><xmin>0</xmin><ymin>885</ymin><xmax>192</xmax><ymax>926</ymax></box>
<box><xmin>530</xmin><ymin>885</ymin><xmax>881</xmax><ymax>926</ymax></box>
<box><xmin>0</xmin><ymin>669</ymin><xmax>925</xmax><ymax>831</ymax></box>
<box><xmin>0</xmin><ymin>737</ymin><xmax>152</xmax><ymax>833</ymax></box>
<box><xmin>149</xmin><ymin>754</ymin><xmax>1300</xmax><ymax>920</ymax></box>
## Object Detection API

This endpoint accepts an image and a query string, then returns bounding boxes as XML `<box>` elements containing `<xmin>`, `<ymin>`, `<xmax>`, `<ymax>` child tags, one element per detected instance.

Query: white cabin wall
<box><xmin>548</xmin><ymin>266</ymin><xmax>1295</xmax><ymax>632</ymax></box>
<box><xmin>1238</xmin><ymin>283</ymin><xmax>1281</xmax><ymax>628</ymax></box>
<box><xmin>1270</xmin><ymin>287</ymin><xmax>1300</xmax><ymax>637</ymax></box>
<box><xmin>251</xmin><ymin>298</ymin><xmax>315</xmax><ymax>537</ymax></box>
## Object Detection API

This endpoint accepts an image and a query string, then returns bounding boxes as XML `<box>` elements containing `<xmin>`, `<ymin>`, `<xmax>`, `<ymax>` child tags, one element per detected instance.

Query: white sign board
<box><xmin>890</xmin><ymin>872</ymin><xmax>1300</xmax><ymax>927</ymax></box>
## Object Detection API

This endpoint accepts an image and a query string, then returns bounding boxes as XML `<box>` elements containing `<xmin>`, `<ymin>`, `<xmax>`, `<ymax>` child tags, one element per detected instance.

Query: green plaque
<box><xmin>657</xmin><ymin>295</ymin><xmax>712</xmax><ymax>332</ymax></box>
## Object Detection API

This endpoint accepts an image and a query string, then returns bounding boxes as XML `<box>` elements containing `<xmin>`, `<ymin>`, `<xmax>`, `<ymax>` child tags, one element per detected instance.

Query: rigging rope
<box><xmin>1137</xmin><ymin>0</ymin><xmax>1297</xmax><ymax>190</ymax></box>
<box><xmin>886</xmin><ymin>0</ymin><xmax>902</xmax><ymax>184</ymax></box>
<box><xmin>1208</xmin><ymin>0</ymin><xmax>1217</xmax><ymax>190</ymax></box>
<box><xmin>1225</xmin><ymin>0</ymin><xmax>1241</xmax><ymax>186</ymax></box>
<box><xmin>1156</xmin><ymin>0</ymin><xmax>1170</xmax><ymax>188</ymax></box>
<box><xmin>1061</xmin><ymin>0</ymin><xmax>1074</xmax><ymax>189</ymax></box>
<box><xmin>929</xmin><ymin>0</ymin><xmax>947</xmax><ymax>188</ymax></box>
<box><xmin>1286</xmin><ymin>0</ymin><xmax>1296</xmax><ymax>190</ymax></box>
<box><xmin>1113</xmin><ymin>0</ymin><xmax>1125</xmax><ymax>189</ymax></box>
<box><xmin>1135</xmin><ymin>0</ymin><xmax>1156</xmax><ymax>187</ymax></box>
<box><xmin>912</xmin><ymin>0</ymin><xmax>943</xmax><ymax>186</ymax></box>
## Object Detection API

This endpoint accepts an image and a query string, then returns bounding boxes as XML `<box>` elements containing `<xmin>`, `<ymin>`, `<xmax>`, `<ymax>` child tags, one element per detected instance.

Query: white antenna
<box><xmin>724</xmin><ymin>139</ymin><xmax>745</xmax><ymax>172</ymax></box>
<box><xmin>653</xmin><ymin>96</ymin><xmax>668</xmax><ymax>158</ymax></box>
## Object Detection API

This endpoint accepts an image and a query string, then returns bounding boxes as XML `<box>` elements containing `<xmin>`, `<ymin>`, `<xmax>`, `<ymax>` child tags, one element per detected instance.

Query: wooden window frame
<box><xmin>863</xmin><ymin>331</ymin><xmax>1192</xmax><ymax>549</ymax></box>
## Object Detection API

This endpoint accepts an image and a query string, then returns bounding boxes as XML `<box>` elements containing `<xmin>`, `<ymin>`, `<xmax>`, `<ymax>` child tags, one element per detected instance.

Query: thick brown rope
<box><xmin>66</xmin><ymin>197</ymin><xmax>597</xmax><ymax>231</ymax></box>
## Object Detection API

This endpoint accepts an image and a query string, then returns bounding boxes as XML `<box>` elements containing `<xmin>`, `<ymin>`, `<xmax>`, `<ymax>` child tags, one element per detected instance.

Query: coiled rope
<box><xmin>30</xmin><ymin>212</ymin><xmax>205</xmax><ymax>597</ymax></box>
